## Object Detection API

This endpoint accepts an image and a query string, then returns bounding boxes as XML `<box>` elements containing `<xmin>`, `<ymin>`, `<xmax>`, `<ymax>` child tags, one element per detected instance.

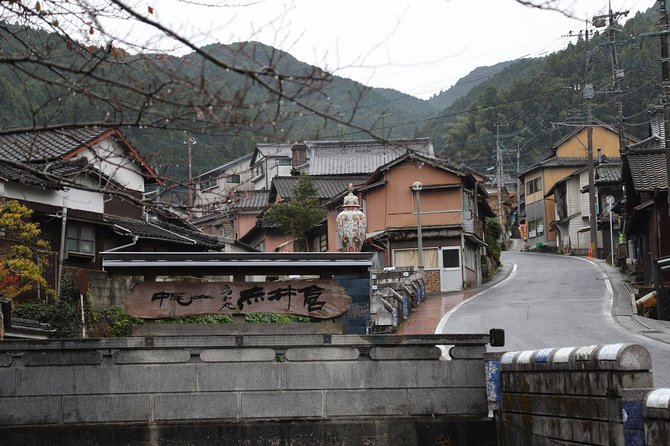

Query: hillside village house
<box><xmin>321</xmin><ymin>151</ymin><xmax>492</xmax><ymax>293</ymax></box>
<box><xmin>520</xmin><ymin>121</ymin><xmax>636</xmax><ymax>253</ymax></box>
<box><xmin>621</xmin><ymin>109</ymin><xmax>670</xmax><ymax>312</ymax></box>
<box><xmin>0</xmin><ymin>127</ymin><xmax>222</xmax><ymax>304</ymax></box>
<box><xmin>547</xmin><ymin>160</ymin><xmax>623</xmax><ymax>257</ymax></box>
<box><xmin>197</xmin><ymin>138</ymin><xmax>435</xmax><ymax>249</ymax></box>
<box><xmin>192</xmin><ymin>137</ymin><xmax>493</xmax><ymax>291</ymax></box>
<box><xmin>192</xmin><ymin>153</ymin><xmax>252</xmax><ymax>219</ymax></box>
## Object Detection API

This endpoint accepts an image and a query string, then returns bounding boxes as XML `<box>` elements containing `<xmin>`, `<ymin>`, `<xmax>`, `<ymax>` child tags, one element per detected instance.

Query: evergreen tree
<box><xmin>263</xmin><ymin>173</ymin><xmax>326</xmax><ymax>252</ymax></box>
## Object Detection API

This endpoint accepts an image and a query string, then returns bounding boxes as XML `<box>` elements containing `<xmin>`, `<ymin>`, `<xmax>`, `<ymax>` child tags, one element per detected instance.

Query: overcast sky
<box><xmin>132</xmin><ymin>0</ymin><xmax>651</xmax><ymax>99</ymax></box>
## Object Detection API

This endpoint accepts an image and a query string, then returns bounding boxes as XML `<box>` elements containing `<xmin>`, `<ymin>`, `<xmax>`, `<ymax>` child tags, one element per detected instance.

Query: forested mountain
<box><xmin>0</xmin><ymin>26</ymin><xmax>437</xmax><ymax>178</ymax></box>
<box><xmin>0</xmin><ymin>5</ymin><xmax>663</xmax><ymax>179</ymax></box>
<box><xmin>422</xmin><ymin>7</ymin><xmax>661</xmax><ymax>172</ymax></box>
<box><xmin>427</xmin><ymin>61</ymin><xmax>516</xmax><ymax>111</ymax></box>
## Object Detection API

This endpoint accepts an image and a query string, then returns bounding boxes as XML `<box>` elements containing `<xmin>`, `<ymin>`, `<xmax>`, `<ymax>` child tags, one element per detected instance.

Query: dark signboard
<box><xmin>126</xmin><ymin>280</ymin><xmax>352</xmax><ymax>319</ymax></box>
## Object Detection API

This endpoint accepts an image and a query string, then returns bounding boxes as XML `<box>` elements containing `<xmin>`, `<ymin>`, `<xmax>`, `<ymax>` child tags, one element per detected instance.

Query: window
<box><xmin>66</xmin><ymin>223</ymin><xmax>95</xmax><ymax>257</ymax></box>
<box><xmin>200</xmin><ymin>177</ymin><xmax>217</xmax><ymax>191</ymax></box>
<box><xmin>226</xmin><ymin>174</ymin><xmax>240</xmax><ymax>183</ymax></box>
<box><xmin>526</xmin><ymin>177</ymin><xmax>542</xmax><ymax>195</ymax></box>
<box><xmin>252</xmin><ymin>165</ymin><xmax>264</xmax><ymax>180</ymax></box>
<box><xmin>441</xmin><ymin>248</ymin><xmax>460</xmax><ymax>268</ymax></box>
<box><xmin>528</xmin><ymin>218</ymin><xmax>544</xmax><ymax>239</ymax></box>
<box><xmin>393</xmin><ymin>248</ymin><xmax>439</xmax><ymax>270</ymax></box>
<box><xmin>276</xmin><ymin>158</ymin><xmax>292</xmax><ymax>166</ymax></box>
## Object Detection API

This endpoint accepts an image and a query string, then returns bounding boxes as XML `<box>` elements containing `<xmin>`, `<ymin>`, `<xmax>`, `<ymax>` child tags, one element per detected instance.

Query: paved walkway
<box><xmin>397</xmin><ymin>262</ymin><xmax>514</xmax><ymax>335</ymax></box>
<box><xmin>397</xmin><ymin>254</ymin><xmax>670</xmax><ymax>346</ymax></box>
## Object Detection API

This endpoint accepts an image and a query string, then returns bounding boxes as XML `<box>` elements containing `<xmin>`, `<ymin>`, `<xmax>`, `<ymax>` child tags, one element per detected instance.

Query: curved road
<box><xmin>440</xmin><ymin>251</ymin><xmax>670</xmax><ymax>387</ymax></box>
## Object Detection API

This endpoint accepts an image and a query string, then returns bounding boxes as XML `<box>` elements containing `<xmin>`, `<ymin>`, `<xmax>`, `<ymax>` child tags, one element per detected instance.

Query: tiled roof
<box><xmin>273</xmin><ymin>175</ymin><xmax>369</xmax><ymax>200</ymax></box>
<box><xmin>251</xmin><ymin>144</ymin><xmax>293</xmax><ymax>164</ymax></box>
<box><xmin>628</xmin><ymin>134</ymin><xmax>663</xmax><ymax>152</ymax></box>
<box><xmin>0</xmin><ymin>127</ymin><xmax>111</xmax><ymax>161</ymax></box>
<box><xmin>195</xmin><ymin>153</ymin><xmax>252</xmax><ymax>180</ymax></box>
<box><xmin>0</xmin><ymin>158</ymin><xmax>89</xmax><ymax>188</ymax></box>
<box><xmin>596</xmin><ymin>163</ymin><xmax>622</xmax><ymax>185</ymax></box>
<box><xmin>304</xmin><ymin>138</ymin><xmax>434</xmax><ymax>175</ymax></box>
<box><xmin>625</xmin><ymin>150</ymin><xmax>667</xmax><ymax>192</ymax></box>
<box><xmin>106</xmin><ymin>215</ymin><xmax>221</xmax><ymax>248</ymax></box>
<box><xmin>228</xmin><ymin>190</ymin><xmax>270</xmax><ymax>210</ymax></box>
<box><xmin>520</xmin><ymin>156</ymin><xmax>590</xmax><ymax>177</ymax></box>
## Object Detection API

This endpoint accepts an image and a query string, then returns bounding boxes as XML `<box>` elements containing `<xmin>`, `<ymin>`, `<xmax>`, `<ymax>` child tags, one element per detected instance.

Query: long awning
<box><xmin>101</xmin><ymin>251</ymin><xmax>374</xmax><ymax>277</ymax></box>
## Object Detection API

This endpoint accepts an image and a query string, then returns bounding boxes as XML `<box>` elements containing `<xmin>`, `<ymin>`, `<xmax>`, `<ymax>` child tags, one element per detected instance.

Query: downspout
<box><xmin>106</xmin><ymin>225</ymin><xmax>140</xmax><ymax>252</ymax></box>
<box><xmin>57</xmin><ymin>188</ymin><xmax>69</xmax><ymax>299</ymax></box>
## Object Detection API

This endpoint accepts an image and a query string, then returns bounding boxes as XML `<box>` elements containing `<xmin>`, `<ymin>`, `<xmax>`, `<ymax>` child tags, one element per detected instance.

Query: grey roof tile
<box><xmin>229</xmin><ymin>190</ymin><xmax>270</xmax><ymax>210</ymax></box>
<box><xmin>596</xmin><ymin>163</ymin><xmax>622</xmax><ymax>185</ymax></box>
<box><xmin>304</xmin><ymin>138</ymin><xmax>434</xmax><ymax>175</ymax></box>
<box><xmin>106</xmin><ymin>215</ymin><xmax>220</xmax><ymax>248</ymax></box>
<box><xmin>273</xmin><ymin>175</ymin><xmax>368</xmax><ymax>200</ymax></box>
<box><xmin>0</xmin><ymin>158</ymin><xmax>89</xmax><ymax>188</ymax></box>
<box><xmin>0</xmin><ymin>127</ymin><xmax>110</xmax><ymax>162</ymax></box>
<box><xmin>626</xmin><ymin>150</ymin><xmax>667</xmax><ymax>191</ymax></box>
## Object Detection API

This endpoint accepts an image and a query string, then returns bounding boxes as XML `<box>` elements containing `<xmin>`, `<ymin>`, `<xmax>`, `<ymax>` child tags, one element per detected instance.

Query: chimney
<box><xmin>291</xmin><ymin>143</ymin><xmax>308</xmax><ymax>169</ymax></box>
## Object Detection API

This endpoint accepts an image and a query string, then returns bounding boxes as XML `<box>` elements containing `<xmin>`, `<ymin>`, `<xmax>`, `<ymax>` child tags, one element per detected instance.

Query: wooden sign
<box><xmin>125</xmin><ymin>280</ymin><xmax>352</xmax><ymax>320</ymax></box>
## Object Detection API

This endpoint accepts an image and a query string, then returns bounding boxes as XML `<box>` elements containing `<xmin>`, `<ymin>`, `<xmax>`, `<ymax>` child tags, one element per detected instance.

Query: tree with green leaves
<box><xmin>0</xmin><ymin>200</ymin><xmax>53</xmax><ymax>299</ymax></box>
<box><xmin>262</xmin><ymin>173</ymin><xmax>326</xmax><ymax>252</ymax></box>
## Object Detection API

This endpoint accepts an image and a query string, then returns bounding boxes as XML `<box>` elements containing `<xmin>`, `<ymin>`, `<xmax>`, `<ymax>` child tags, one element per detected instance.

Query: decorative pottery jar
<box><xmin>336</xmin><ymin>185</ymin><xmax>367</xmax><ymax>252</ymax></box>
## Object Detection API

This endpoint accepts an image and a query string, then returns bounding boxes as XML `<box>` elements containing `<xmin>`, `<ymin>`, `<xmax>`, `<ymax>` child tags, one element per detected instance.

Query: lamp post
<box><xmin>412</xmin><ymin>181</ymin><xmax>424</xmax><ymax>275</ymax></box>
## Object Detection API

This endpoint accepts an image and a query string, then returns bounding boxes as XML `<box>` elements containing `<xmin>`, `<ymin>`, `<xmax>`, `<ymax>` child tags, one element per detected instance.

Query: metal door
<box><xmin>439</xmin><ymin>246</ymin><xmax>462</xmax><ymax>292</ymax></box>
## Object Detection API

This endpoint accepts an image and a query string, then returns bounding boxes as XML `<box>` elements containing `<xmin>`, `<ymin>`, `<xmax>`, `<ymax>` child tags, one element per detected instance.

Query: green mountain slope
<box><xmin>420</xmin><ymin>7</ymin><xmax>660</xmax><ymax>172</ymax></box>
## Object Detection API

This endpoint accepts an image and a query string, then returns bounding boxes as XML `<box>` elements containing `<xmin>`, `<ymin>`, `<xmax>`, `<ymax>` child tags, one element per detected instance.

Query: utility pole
<box><xmin>495</xmin><ymin>122</ymin><xmax>508</xmax><ymax>230</ymax></box>
<box><xmin>584</xmin><ymin>23</ymin><xmax>598</xmax><ymax>258</ymax></box>
<box><xmin>184</xmin><ymin>135</ymin><xmax>196</xmax><ymax>219</ymax></box>
<box><xmin>516</xmin><ymin>142</ymin><xmax>521</xmax><ymax>225</ymax></box>
<box><xmin>593</xmin><ymin>2</ymin><xmax>628</xmax><ymax>154</ymax></box>
<box><xmin>661</xmin><ymin>0</ymin><xmax>670</xmax><ymax>216</ymax></box>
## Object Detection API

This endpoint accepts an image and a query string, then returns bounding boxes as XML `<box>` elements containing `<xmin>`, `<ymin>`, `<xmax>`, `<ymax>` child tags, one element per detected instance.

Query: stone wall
<box><xmin>645</xmin><ymin>388</ymin><xmax>670</xmax><ymax>446</ymax></box>
<box><xmin>0</xmin><ymin>334</ymin><xmax>495</xmax><ymax>445</ymax></box>
<box><xmin>488</xmin><ymin>343</ymin><xmax>656</xmax><ymax>446</ymax></box>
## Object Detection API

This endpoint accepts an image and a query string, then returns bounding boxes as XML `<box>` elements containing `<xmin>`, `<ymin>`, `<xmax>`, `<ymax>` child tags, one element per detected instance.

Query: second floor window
<box><xmin>200</xmin><ymin>177</ymin><xmax>217</xmax><ymax>191</ymax></box>
<box><xmin>226</xmin><ymin>174</ymin><xmax>240</xmax><ymax>183</ymax></box>
<box><xmin>526</xmin><ymin>177</ymin><xmax>542</xmax><ymax>195</ymax></box>
<box><xmin>67</xmin><ymin>223</ymin><xmax>95</xmax><ymax>257</ymax></box>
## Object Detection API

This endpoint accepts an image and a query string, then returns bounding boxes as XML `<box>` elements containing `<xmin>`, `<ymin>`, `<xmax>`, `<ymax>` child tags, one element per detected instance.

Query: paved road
<box><xmin>439</xmin><ymin>251</ymin><xmax>670</xmax><ymax>387</ymax></box>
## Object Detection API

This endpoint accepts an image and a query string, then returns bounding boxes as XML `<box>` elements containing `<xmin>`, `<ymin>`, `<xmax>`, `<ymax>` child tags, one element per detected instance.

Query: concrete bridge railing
<box><xmin>488</xmin><ymin>343</ymin><xmax>670</xmax><ymax>446</ymax></box>
<box><xmin>0</xmin><ymin>334</ymin><xmax>497</xmax><ymax>446</ymax></box>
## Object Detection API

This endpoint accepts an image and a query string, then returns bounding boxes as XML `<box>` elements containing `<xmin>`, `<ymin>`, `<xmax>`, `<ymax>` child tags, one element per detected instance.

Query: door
<box><xmin>439</xmin><ymin>246</ymin><xmax>462</xmax><ymax>292</ymax></box>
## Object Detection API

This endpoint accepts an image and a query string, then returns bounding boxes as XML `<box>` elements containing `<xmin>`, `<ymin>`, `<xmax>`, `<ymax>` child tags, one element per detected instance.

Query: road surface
<box><xmin>440</xmin><ymin>251</ymin><xmax>670</xmax><ymax>387</ymax></box>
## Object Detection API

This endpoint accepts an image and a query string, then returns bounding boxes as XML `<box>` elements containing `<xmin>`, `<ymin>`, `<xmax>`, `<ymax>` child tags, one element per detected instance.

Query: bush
<box><xmin>92</xmin><ymin>306</ymin><xmax>142</xmax><ymax>337</ymax></box>
<box><xmin>485</xmin><ymin>217</ymin><xmax>503</xmax><ymax>266</ymax></box>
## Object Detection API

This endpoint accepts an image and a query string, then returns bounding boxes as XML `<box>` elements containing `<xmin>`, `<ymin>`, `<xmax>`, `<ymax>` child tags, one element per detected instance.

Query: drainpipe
<box><xmin>57</xmin><ymin>188</ymin><xmax>69</xmax><ymax>299</ymax></box>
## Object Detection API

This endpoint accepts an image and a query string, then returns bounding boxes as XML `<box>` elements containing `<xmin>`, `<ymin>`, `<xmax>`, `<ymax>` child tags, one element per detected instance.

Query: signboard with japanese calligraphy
<box><xmin>125</xmin><ymin>281</ymin><xmax>352</xmax><ymax>319</ymax></box>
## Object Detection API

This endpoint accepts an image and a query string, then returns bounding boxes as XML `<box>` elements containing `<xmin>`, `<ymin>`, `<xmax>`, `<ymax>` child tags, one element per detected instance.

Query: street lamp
<box><xmin>412</xmin><ymin>181</ymin><xmax>424</xmax><ymax>275</ymax></box>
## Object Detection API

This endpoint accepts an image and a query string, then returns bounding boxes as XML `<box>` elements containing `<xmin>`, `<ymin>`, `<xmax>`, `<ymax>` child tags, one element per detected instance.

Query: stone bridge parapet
<box><xmin>0</xmin><ymin>334</ymin><xmax>497</xmax><ymax>445</ymax></box>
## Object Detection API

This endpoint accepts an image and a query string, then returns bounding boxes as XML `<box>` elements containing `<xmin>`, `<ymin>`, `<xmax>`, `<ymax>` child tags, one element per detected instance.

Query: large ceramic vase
<box><xmin>336</xmin><ymin>187</ymin><xmax>367</xmax><ymax>252</ymax></box>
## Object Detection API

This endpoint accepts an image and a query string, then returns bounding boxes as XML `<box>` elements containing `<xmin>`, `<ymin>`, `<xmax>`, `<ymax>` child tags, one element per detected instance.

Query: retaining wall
<box><xmin>0</xmin><ymin>334</ymin><xmax>495</xmax><ymax>445</ymax></box>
